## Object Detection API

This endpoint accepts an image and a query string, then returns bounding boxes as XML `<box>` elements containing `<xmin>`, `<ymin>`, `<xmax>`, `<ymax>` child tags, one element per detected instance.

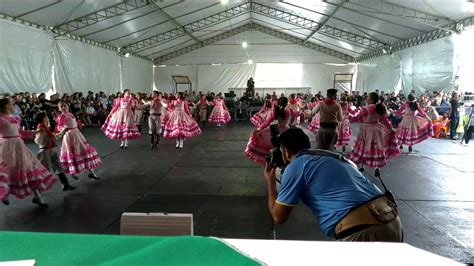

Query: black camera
<box><xmin>265</xmin><ymin>124</ymin><xmax>285</xmax><ymax>169</ymax></box>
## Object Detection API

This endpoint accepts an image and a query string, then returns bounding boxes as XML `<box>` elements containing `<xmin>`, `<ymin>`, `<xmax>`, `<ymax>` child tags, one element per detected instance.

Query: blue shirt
<box><xmin>276</xmin><ymin>151</ymin><xmax>383</xmax><ymax>238</ymax></box>
<box><xmin>13</xmin><ymin>104</ymin><xmax>22</xmax><ymax>117</ymax></box>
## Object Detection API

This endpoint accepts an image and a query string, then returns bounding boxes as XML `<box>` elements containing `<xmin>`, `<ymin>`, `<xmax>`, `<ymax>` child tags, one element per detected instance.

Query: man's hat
<box><xmin>327</xmin><ymin>89</ymin><xmax>338</xmax><ymax>97</ymax></box>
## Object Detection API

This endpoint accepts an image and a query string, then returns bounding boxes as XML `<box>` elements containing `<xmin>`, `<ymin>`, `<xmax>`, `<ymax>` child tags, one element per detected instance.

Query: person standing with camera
<box><xmin>263</xmin><ymin>127</ymin><xmax>403</xmax><ymax>242</ymax></box>
<box><xmin>305</xmin><ymin>89</ymin><xmax>342</xmax><ymax>150</ymax></box>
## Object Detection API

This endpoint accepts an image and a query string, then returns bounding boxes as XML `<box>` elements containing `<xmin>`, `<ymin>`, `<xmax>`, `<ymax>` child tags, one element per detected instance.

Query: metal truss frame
<box><xmin>153</xmin><ymin>23</ymin><xmax>254</xmax><ymax>63</ymax></box>
<box><xmin>146</xmin><ymin>0</ymin><xmax>200</xmax><ymax>43</ymax></box>
<box><xmin>250</xmin><ymin>2</ymin><xmax>387</xmax><ymax>50</ymax></box>
<box><xmin>0</xmin><ymin>13</ymin><xmax>151</xmax><ymax>62</ymax></box>
<box><xmin>154</xmin><ymin>23</ymin><xmax>355</xmax><ymax>63</ymax></box>
<box><xmin>303</xmin><ymin>0</ymin><xmax>346</xmax><ymax>44</ymax></box>
<box><xmin>345</xmin><ymin>0</ymin><xmax>453</xmax><ymax>30</ymax></box>
<box><xmin>356</xmin><ymin>16</ymin><xmax>474</xmax><ymax>62</ymax></box>
<box><xmin>15</xmin><ymin>1</ymin><xmax>62</xmax><ymax>19</ymax></box>
<box><xmin>125</xmin><ymin>2</ymin><xmax>251</xmax><ymax>52</ymax></box>
<box><xmin>253</xmin><ymin>23</ymin><xmax>354</xmax><ymax>61</ymax></box>
<box><xmin>56</xmin><ymin>0</ymin><xmax>149</xmax><ymax>33</ymax></box>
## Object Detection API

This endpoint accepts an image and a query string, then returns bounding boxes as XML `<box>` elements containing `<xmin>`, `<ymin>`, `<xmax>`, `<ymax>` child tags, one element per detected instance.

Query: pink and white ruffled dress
<box><xmin>244</xmin><ymin>109</ymin><xmax>290</xmax><ymax>165</ymax></box>
<box><xmin>208</xmin><ymin>99</ymin><xmax>231</xmax><ymax>124</ymax></box>
<box><xmin>163</xmin><ymin>99</ymin><xmax>202</xmax><ymax>139</ymax></box>
<box><xmin>349</xmin><ymin>105</ymin><xmax>400</xmax><ymax>168</ymax></box>
<box><xmin>394</xmin><ymin>102</ymin><xmax>433</xmax><ymax>146</ymax></box>
<box><xmin>101</xmin><ymin>97</ymin><xmax>141</xmax><ymax>140</ymax></box>
<box><xmin>251</xmin><ymin>104</ymin><xmax>274</xmax><ymax>128</ymax></box>
<box><xmin>0</xmin><ymin>114</ymin><xmax>57</xmax><ymax>200</ymax></box>
<box><xmin>56</xmin><ymin>112</ymin><xmax>102</xmax><ymax>174</ymax></box>
<box><xmin>336</xmin><ymin>105</ymin><xmax>352</xmax><ymax>147</ymax></box>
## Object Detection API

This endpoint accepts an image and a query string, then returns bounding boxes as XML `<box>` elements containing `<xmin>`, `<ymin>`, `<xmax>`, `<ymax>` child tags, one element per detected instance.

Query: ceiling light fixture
<box><xmin>242</xmin><ymin>41</ymin><xmax>248</xmax><ymax>48</ymax></box>
<box><xmin>124</xmin><ymin>52</ymin><xmax>130</xmax><ymax>58</ymax></box>
<box><xmin>221</xmin><ymin>0</ymin><xmax>229</xmax><ymax>5</ymax></box>
<box><xmin>247</xmin><ymin>59</ymin><xmax>253</xmax><ymax>64</ymax></box>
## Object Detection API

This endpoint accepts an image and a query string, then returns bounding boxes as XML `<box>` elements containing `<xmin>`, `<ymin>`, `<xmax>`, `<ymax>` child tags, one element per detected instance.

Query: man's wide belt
<box><xmin>335</xmin><ymin>196</ymin><xmax>398</xmax><ymax>239</ymax></box>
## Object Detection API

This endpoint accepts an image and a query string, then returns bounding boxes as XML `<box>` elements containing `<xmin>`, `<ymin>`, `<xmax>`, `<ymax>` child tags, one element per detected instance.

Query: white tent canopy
<box><xmin>0</xmin><ymin>0</ymin><xmax>473</xmax><ymax>95</ymax></box>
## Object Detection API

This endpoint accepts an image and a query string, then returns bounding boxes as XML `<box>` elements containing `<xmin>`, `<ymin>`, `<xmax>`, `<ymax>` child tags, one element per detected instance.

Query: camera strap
<box><xmin>296</xmin><ymin>149</ymin><xmax>393</xmax><ymax>200</ymax></box>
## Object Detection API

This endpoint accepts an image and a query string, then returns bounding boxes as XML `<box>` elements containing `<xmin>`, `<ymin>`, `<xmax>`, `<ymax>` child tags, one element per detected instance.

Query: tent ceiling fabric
<box><xmin>1</xmin><ymin>0</ymin><xmax>473</xmax><ymax>63</ymax></box>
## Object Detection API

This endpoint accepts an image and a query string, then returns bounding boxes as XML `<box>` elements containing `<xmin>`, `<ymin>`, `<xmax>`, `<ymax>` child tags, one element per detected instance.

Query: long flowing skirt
<box><xmin>396</xmin><ymin>115</ymin><xmax>432</xmax><ymax>146</ymax></box>
<box><xmin>208</xmin><ymin>105</ymin><xmax>231</xmax><ymax>124</ymax></box>
<box><xmin>0</xmin><ymin>138</ymin><xmax>57</xmax><ymax>199</ymax></box>
<box><xmin>101</xmin><ymin>109</ymin><xmax>141</xmax><ymax>140</ymax></box>
<box><xmin>59</xmin><ymin>129</ymin><xmax>102</xmax><ymax>174</ymax></box>
<box><xmin>307</xmin><ymin>113</ymin><xmax>320</xmax><ymax>134</ymax></box>
<box><xmin>244</xmin><ymin>125</ymin><xmax>289</xmax><ymax>165</ymax></box>
<box><xmin>336</xmin><ymin>117</ymin><xmax>352</xmax><ymax>146</ymax></box>
<box><xmin>163</xmin><ymin>110</ymin><xmax>202</xmax><ymax>139</ymax></box>
<box><xmin>250</xmin><ymin>109</ymin><xmax>273</xmax><ymax>128</ymax></box>
<box><xmin>350</xmin><ymin>123</ymin><xmax>400</xmax><ymax>168</ymax></box>
<box><xmin>161</xmin><ymin>109</ymin><xmax>169</xmax><ymax>129</ymax></box>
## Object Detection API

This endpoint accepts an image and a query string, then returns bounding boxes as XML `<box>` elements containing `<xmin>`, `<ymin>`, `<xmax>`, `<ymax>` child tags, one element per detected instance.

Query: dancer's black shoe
<box><xmin>408</xmin><ymin>146</ymin><xmax>413</xmax><ymax>152</ymax></box>
<box><xmin>32</xmin><ymin>198</ymin><xmax>48</xmax><ymax>209</ymax></box>
<box><xmin>88</xmin><ymin>174</ymin><xmax>100</xmax><ymax>180</ymax></box>
<box><xmin>375</xmin><ymin>168</ymin><xmax>381</xmax><ymax>178</ymax></box>
<box><xmin>63</xmin><ymin>185</ymin><xmax>76</xmax><ymax>191</ymax></box>
<box><xmin>2</xmin><ymin>199</ymin><xmax>9</xmax><ymax>205</ymax></box>
<box><xmin>358</xmin><ymin>167</ymin><xmax>365</xmax><ymax>172</ymax></box>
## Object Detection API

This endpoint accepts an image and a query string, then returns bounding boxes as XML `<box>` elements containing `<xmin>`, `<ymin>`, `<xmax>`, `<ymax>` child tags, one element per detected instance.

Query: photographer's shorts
<box><xmin>339</xmin><ymin>217</ymin><xmax>403</xmax><ymax>242</ymax></box>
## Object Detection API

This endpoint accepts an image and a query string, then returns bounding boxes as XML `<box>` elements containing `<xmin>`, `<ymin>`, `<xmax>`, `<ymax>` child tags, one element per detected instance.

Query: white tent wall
<box><xmin>121</xmin><ymin>56</ymin><xmax>154</xmax><ymax>92</ymax></box>
<box><xmin>0</xmin><ymin>21</ymin><xmax>53</xmax><ymax>94</ymax></box>
<box><xmin>355</xmin><ymin>55</ymin><xmax>401</xmax><ymax>94</ymax></box>
<box><xmin>53</xmin><ymin>39</ymin><xmax>121</xmax><ymax>95</ymax></box>
<box><xmin>154</xmin><ymin>63</ymin><xmax>353</xmax><ymax>94</ymax></box>
<box><xmin>197</xmin><ymin>64</ymin><xmax>256</xmax><ymax>93</ymax></box>
<box><xmin>401</xmin><ymin>36</ymin><xmax>455</xmax><ymax>95</ymax></box>
<box><xmin>356</xmin><ymin>36</ymin><xmax>455</xmax><ymax>95</ymax></box>
<box><xmin>300</xmin><ymin>64</ymin><xmax>355</xmax><ymax>93</ymax></box>
<box><xmin>154</xmin><ymin>65</ymin><xmax>198</xmax><ymax>93</ymax></box>
<box><xmin>153</xmin><ymin>64</ymin><xmax>255</xmax><ymax>94</ymax></box>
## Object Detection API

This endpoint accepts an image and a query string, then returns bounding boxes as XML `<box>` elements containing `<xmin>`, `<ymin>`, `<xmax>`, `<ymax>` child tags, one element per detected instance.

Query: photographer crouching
<box><xmin>264</xmin><ymin>127</ymin><xmax>403</xmax><ymax>241</ymax></box>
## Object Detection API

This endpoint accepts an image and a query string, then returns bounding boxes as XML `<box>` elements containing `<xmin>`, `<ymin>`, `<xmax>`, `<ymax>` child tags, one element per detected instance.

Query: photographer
<box><xmin>263</xmin><ymin>127</ymin><xmax>403</xmax><ymax>242</ymax></box>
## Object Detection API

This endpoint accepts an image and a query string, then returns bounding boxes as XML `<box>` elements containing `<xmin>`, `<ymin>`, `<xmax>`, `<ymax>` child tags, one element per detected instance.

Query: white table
<box><xmin>222</xmin><ymin>239</ymin><xmax>464</xmax><ymax>266</ymax></box>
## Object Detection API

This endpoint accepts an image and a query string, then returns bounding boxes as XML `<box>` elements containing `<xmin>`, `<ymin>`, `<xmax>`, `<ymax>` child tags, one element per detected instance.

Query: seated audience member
<box><xmin>438</xmin><ymin>95</ymin><xmax>450</xmax><ymax>114</ymax></box>
<box><xmin>263</xmin><ymin>127</ymin><xmax>402</xmax><ymax>242</ymax></box>
<box><xmin>423</xmin><ymin>101</ymin><xmax>440</xmax><ymax>121</ymax></box>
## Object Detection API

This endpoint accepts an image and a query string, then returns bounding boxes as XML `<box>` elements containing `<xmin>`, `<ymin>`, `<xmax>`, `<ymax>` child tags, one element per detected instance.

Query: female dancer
<box><xmin>163</xmin><ymin>92</ymin><xmax>202</xmax><ymax>149</ymax></box>
<box><xmin>208</xmin><ymin>95</ymin><xmax>231</xmax><ymax>127</ymax></box>
<box><xmin>244</xmin><ymin>97</ymin><xmax>290</xmax><ymax>165</ymax></box>
<box><xmin>393</xmin><ymin>94</ymin><xmax>432</xmax><ymax>152</ymax></box>
<box><xmin>336</xmin><ymin>99</ymin><xmax>352</xmax><ymax>152</ymax></box>
<box><xmin>35</xmin><ymin>112</ymin><xmax>75</xmax><ymax>191</ymax></box>
<box><xmin>160</xmin><ymin>94</ymin><xmax>172</xmax><ymax>134</ymax></box>
<box><xmin>0</xmin><ymin>98</ymin><xmax>56</xmax><ymax>208</ymax></box>
<box><xmin>133</xmin><ymin>93</ymin><xmax>146</xmax><ymax>134</ymax></box>
<box><xmin>349</xmin><ymin>92</ymin><xmax>400</xmax><ymax>177</ymax></box>
<box><xmin>287</xmin><ymin>94</ymin><xmax>303</xmax><ymax>126</ymax></box>
<box><xmin>56</xmin><ymin>101</ymin><xmax>101</xmax><ymax>180</ymax></box>
<box><xmin>198</xmin><ymin>95</ymin><xmax>210</xmax><ymax>127</ymax></box>
<box><xmin>250</xmin><ymin>98</ymin><xmax>273</xmax><ymax>128</ymax></box>
<box><xmin>307</xmin><ymin>98</ymin><xmax>321</xmax><ymax>134</ymax></box>
<box><xmin>101</xmin><ymin>89</ymin><xmax>141</xmax><ymax>148</ymax></box>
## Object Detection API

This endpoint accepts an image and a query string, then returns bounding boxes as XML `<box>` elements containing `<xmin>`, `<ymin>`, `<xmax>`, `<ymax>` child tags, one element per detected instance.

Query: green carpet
<box><xmin>0</xmin><ymin>231</ymin><xmax>261</xmax><ymax>266</ymax></box>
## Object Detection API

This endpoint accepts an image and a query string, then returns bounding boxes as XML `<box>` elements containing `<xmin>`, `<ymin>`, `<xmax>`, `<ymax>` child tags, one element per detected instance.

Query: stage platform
<box><xmin>0</xmin><ymin>122</ymin><xmax>472</xmax><ymax>264</ymax></box>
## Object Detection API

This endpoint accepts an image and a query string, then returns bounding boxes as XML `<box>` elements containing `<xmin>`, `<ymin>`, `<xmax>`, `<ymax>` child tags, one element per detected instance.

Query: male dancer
<box><xmin>142</xmin><ymin>91</ymin><xmax>167</xmax><ymax>149</ymax></box>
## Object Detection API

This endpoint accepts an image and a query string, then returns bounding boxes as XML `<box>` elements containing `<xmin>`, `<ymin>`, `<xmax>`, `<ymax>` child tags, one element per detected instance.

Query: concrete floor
<box><xmin>1</xmin><ymin>122</ymin><xmax>473</xmax><ymax>263</ymax></box>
